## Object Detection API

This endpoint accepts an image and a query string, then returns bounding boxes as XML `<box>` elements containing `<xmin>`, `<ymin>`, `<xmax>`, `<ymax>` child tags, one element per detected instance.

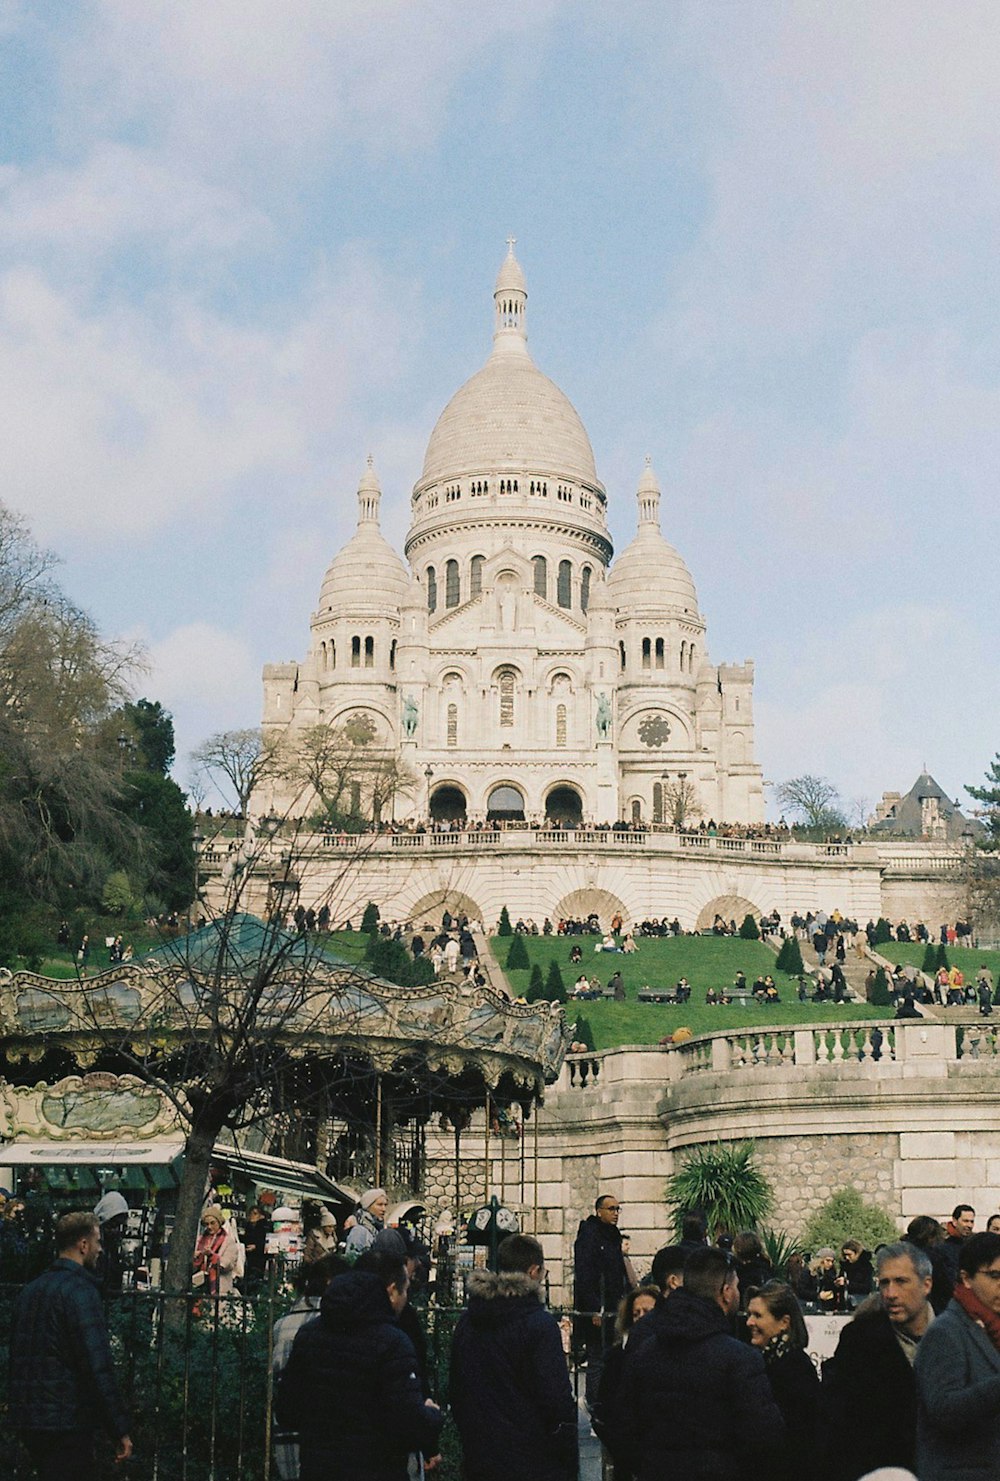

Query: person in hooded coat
<box><xmin>275</xmin><ymin>1251</ymin><xmax>441</xmax><ymax>1481</ymax></box>
<box><xmin>450</xmin><ymin>1233</ymin><xmax>577</xmax><ymax>1481</ymax></box>
<box><xmin>609</xmin><ymin>1246</ymin><xmax>785</xmax><ymax>1481</ymax></box>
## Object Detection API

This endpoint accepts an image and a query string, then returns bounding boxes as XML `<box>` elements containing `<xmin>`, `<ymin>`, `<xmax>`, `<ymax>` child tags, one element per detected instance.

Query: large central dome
<box><xmin>417</xmin><ymin>243</ymin><xmax>601</xmax><ymax>490</ymax></box>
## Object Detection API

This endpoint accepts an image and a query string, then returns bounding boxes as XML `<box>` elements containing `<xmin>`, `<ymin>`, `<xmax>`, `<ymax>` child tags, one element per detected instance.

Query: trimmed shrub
<box><xmin>497</xmin><ymin>906</ymin><xmax>513</xmax><ymax>937</ymax></box>
<box><xmin>873</xmin><ymin>917</ymin><xmax>893</xmax><ymax>946</ymax></box>
<box><xmin>545</xmin><ymin>959</ymin><xmax>567</xmax><ymax>1003</ymax></box>
<box><xmin>525</xmin><ymin>963</ymin><xmax>545</xmax><ymax>1002</ymax></box>
<box><xmin>360</xmin><ymin>901</ymin><xmax>380</xmax><ymax>936</ymax></box>
<box><xmin>775</xmin><ymin>936</ymin><xmax>804</xmax><ymax>974</ymax></box>
<box><xmin>739</xmin><ymin>913</ymin><xmax>760</xmax><ymax>940</ymax></box>
<box><xmin>572</xmin><ymin>1013</ymin><xmax>595</xmax><ymax>1050</ymax></box>
<box><xmin>506</xmin><ymin>934</ymin><xmax>529</xmax><ymax>971</ymax></box>
<box><xmin>802</xmin><ymin>1187</ymin><xmax>897</xmax><ymax>1256</ymax></box>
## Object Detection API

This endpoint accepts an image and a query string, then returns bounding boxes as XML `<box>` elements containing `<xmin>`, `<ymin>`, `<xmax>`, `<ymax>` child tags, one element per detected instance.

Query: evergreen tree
<box><xmin>545</xmin><ymin>959</ymin><xmax>567</xmax><ymax>1002</ymax></box>
<box><xmin>775</xmin><ymin>936</ymin><xmax>804</xmax><ymax>974</ymax></box>
<box><xmin>497</xmin><ymin>905</ymin><xmax>513</xmax><ymax>937</ymax></box>
<box><xmin>506</xmin><ymin>933</ymin><xmax>529</xmax><ymax>971</ymax></box>
<box><xmin>873</xmin><ymin>917</ymin><xmax>893</xmax><ymax>946</ymax></box>
<box><xmin>526</xmin><ymin>963</ymin><xmax>545</xmax><ymax>1002</ymax></box>
<box><xmin>935</xmin><ymin>943</ymin><xmax>950</xmax><ymax>971</ymax></box>
<box><xmin>870</xmin><ymin>966</ymin><xmax>891</xmax><ymax>1006</ymax></box>
<box><xmin>921</xmin><ymin>943</ymin><xmax>938</xmax><ymax>974</ymax></box>
<box><xmin>573</xmin><ymin>1013</ymin><xmax>595</xmax><ymax>1050</ymax></box>
<box><xmin>739</xmin><ymin>913</ymin><xmax>760</xmax><ymax>940</ymax></box>
<box><xmin>967</xmin><ymin>754</ymin><xmax>1000</xmax><ymax>848</ymax></box>
<box><xmin>360</xmin><ymin>901</ymin><xmax>380</xmax><ymax>936</ymax></box>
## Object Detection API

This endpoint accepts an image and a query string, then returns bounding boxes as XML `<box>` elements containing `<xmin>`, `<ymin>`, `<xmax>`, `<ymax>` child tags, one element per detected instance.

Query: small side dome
<box><xmin>316</xmin><ymin>458</ymin><xmax>409</xmax><ymax>617</ymax></box>
<box><xmin>608</xmin><ymin>459</ymin><xmax>700</xmax><ymax>615</ymax></box>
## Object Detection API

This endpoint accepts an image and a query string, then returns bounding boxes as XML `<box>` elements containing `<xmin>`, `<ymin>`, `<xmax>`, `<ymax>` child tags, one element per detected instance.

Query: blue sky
<box><xmin>3</xmin><ymin>1</ymin><xmax>998</xmax><ymax>817</ymax></box>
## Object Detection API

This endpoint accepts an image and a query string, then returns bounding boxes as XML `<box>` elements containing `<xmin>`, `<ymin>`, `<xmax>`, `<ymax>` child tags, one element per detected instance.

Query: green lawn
<box><xmin>488</xmin><ymin>934</ymin><xmax>885</xmax><ymax>1048</ymax></box>
<box><xmin>876</xmin><ymin>941</ymin><xmax>1000</xmax><ymax>980</ymax></box>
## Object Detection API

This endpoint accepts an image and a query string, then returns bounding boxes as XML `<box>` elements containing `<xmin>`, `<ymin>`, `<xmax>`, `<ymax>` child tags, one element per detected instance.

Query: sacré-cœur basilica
<box><xmin>261</xmin><ymin>242</ymin><xmax>764</xmax><ymax>831</ymax></box>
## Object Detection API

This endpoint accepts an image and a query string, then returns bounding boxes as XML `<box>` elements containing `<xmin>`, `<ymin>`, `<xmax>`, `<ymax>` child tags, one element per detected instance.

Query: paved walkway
<box><xmin>578</xmin><ymin>1396</ymin><xmax>604</xmax><ymax>1480</ymax></box>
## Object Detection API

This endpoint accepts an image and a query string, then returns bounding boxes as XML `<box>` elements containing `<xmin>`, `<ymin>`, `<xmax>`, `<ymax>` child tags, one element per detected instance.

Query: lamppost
<box><xmin>424</xmin><ymin>766</ymin><xmax>434</xmax><ymax>820</ymax></box>
<box><xmin>192</xmin><ymin>831</ymin><xmax>205</xmax><ymax>917</ymax></box>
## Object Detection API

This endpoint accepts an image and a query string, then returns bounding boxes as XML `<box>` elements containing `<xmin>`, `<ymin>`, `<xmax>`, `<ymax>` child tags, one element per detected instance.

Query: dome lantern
<box><xmin>637</xmin><ymin>456</ymin><xmax>660</xmax><ymax>528</ymax></box>
<box><xmin>493</xmin><ymin>236</ymin><xmax>528</xmax><ymax>355</ymax></box>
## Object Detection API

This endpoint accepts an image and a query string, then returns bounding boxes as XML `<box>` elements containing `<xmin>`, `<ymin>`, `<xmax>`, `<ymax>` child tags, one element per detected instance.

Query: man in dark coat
<box><xmin>574</xmin><ymin>1192</ymin><xmax>629</xmax><ymax>1406</ymax></box>
<box><xmin>276</xmin><ymin>1251</ymin><xmax>441</xmax><ymax>1481</ymax></box>
<box><xmin>822</xmin><ymin>1240</ymin><xmax>934</xmax><ymax>1481</ymax></box>
<box><xmin>610</xmin><ymin>1245</ymin><xmax>784</xmax><ymax>1480</ymax></box>
<box><xmin>450</xmin><ymin>1233</ymin><xmax>577</xmax><ymax>1481</ymax></box>
<box><xmin>941</xmin><ymin>1202</ymin><xmax>975</xmax><ymax>1286</ymax></box>
<box><xmin>8</xmin><ymin>1210</ymin><xmax>132</xmax><ymax>1481</ymax></box>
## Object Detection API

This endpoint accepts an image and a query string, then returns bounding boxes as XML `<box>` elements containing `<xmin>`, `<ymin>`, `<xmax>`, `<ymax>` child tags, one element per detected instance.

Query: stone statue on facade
<box><xmin>596</xmin><ymin>692</ymin><xmax>612</xmax><ymax>739</ymax></box>
<box><xmin>402</xmin><ymin>695</ymin><xmax>419</xmax><ymax>739</ymax></box>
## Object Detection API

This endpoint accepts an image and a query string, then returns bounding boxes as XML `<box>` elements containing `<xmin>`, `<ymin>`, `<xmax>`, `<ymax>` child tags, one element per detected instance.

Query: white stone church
<box><xmin>262</xmin><ymin>245</ymin><xmax>764</xmax><ymax>828</ymax></box>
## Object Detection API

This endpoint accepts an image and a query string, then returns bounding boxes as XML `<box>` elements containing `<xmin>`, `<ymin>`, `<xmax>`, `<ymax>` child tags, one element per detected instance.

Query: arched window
<box><xmin>557</xmin><ymin>559</ymin><xmax>572</xmax><ymax>609</ymax></box>
<box><xmin>498</xmin><ymin>670</ymin><xmax>515</xmax><ymax>727</ymax></box>
<box><xmin>447</xmin><ymin>703</ymin><xmax>458</xmax><ymax>747</ymax></box>
<box><xmin>364</xmin><ymin>636</ymin><xmax>374</xmax><ymax>668</ymax></box>
<box><xmin>631</xmin><ymin>799</ymin><xmax>642</xmax><ymax>824</ymax></box>
<box><xmin>445</xmin><ymin>559</ymin><xmax>460</xmax><ymax>608</ymax></box>
<box><xmin>581</xmin><ymin>566</ymin><xmax>591</xmax><ymax>613</ymax></box>
<box><xmin>653</xmin><ymin>782</ymin><xmax>664</xmax><ymax>823</ymax></box>
<box><xmin>330</xmin><ymin>639</ymin><xmax>336</xmax><ymax>669</ymax></box>
<box><xmin>350</xmin><ymin>782</ymin><xmax>361</xmax><ymax>814</ymax></box>
<box><xmin>655</xmin><ymin>637</ymin><xmax>664</xmax><ymax>669</ymax></box>
<box><xmin>532</xmin><ymin>555</ymin><xmax>547</xmax><ymax>599</ymax></box>
<box><xmin>619</xmin><ymin>641</ymin><xmax>626</xmax><ymax>671</ymax></box>
<box><xmin>427</xmin><ymin>566</ymin><xmax>437</xmax><ymax>613</ymax></box>
<box><xmin>642</xmin><ymin>637</ymin><xmax>652</xmax><ymax>670</ymax></box>
<box><xmin>470</xmin><ymin>555</ymin><xmax>484</xmax><ymax>597</ymax></box>
<box><xmin>556</xmin><ymin>703</ymin><xmax>567</xmax><ymax>748</ymax></box>
<box><xmin>351</xmin><ymin>635</ymin><xmax>361</xmax><ymax>668</ymax></box>
<box><xmin>680</xmin><ymin>640</ymin><xmax>687</xmax><ymax>670</ymax></box>
<box><xmin>389</xmin><ymin>639</ymin><xmax>396</xmax><ymax>671</ymax></box>
<box><xmin>688</xmin><ymin>643</ymin><xmax>696</xmax><ymax>673</ymax></box>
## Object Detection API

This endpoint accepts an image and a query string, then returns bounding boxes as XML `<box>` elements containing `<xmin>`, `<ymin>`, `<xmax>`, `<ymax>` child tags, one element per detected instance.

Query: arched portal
<box><xmin>554</xmin><ymin>888</ymin><xmax>630</xmax><ymax>931</ymax></box>
<box><xmin>487</xmin><ymin>784</ymin><xmax>525</xmax><ymax>822</ymax></box>
<box><xmin>545</xmin><ymin>785</ymin><xmax>583</xmax><ymax>827</ymax></box>
<box><xmin>406</xmin><ymin>889</ymin><xmax>484</xmax><ymax>929</ymax></box>
<box><xmin>694</xmin><ymin>895</ymin><xmax>762</xmax><ymax>932</ymax></box>
<box><xmin>430</xmin><ymin>785</ymin><xmax>467</xmax><ymax>823</ymax></box>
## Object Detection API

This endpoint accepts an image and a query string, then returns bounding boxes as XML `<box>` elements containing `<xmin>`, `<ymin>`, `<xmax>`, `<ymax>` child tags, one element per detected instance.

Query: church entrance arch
<box><xmin>554</xmin><ymin>888</ymin><xmax>630</xmax><ymax>932</ymax></box>
<box><xmin>487</xmin><ymin>784</ymin><xmax>525</xmax><ymax>822</ymax></box>
<box><xmin>429</xmin><ymin>785</ymin><xmax>467</xmax><ymax>823</ymax></box>
<box><xmin>695</xmin><ymin>895</ymin><xmax>762</xmax><ymax>933</ymax></box>
<box><xmin>545</xmin><ymin>785</ymin><xmax>583</xmax><ymax>827</ymax></box>
<box><xmin>406</xmin><ymin>889</ymin><xmax>484</xmax><ymax>929</ymax></box>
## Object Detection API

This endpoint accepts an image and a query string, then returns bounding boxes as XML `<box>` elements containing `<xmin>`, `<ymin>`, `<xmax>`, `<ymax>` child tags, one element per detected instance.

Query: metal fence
<box><xmin>0</xmin><ymin>1282</ymin><xmax>592</xmax><ymax>1480</ymax></box>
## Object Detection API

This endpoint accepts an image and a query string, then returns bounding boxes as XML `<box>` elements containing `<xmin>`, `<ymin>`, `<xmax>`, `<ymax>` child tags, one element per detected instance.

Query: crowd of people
<box><xmin>10</xmin><ymin>1185</ymin><xmax>1000</xmax><ymax>1480</ymax></box>
<box><xmin>575</xmin><ymin>1193</ymin><xmax>1000</xmax><ymax>1481</ymax></box>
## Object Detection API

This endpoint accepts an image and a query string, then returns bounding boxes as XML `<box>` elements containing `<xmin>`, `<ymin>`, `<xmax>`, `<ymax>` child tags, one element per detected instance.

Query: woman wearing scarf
<box><xmin>192</xmin><ymin>1205</ymin><xmax>239</xmax><ymax>1295</ymax></box>
<box><xmin>915</xmin><ymin>1230</ymin><xmax>1000</xmax><ymax>1481</ymax></box>
<box><xmin>745</xmin><ymin>1280</ymin><xmax>819</xmax><ymax>1481</ymax></box>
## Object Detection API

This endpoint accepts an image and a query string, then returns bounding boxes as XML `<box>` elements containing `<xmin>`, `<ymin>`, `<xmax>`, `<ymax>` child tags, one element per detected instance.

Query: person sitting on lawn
<box><xmin>573</xmin><ymin>974</ymin><xmax>591</xmax><ymax>998</ymax></box>
<box><xmin>705</xmin><ymin>987</ymin><xmax>719</xmax><ymax>1005</ymax></box>
<box><xmin>621</xmin><ymin>933</ymin><xmax>638</xmax><ymax>954</ymax></box>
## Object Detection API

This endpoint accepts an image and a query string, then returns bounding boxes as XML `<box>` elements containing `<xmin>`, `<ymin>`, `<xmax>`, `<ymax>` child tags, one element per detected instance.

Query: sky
<box><xmin>3</xmin><ymin>1</ymin><xmax>998</xmax><ymax>817</ymax></box>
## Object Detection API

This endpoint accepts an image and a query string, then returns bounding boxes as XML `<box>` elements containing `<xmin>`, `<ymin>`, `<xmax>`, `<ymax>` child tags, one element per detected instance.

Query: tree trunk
<box><xmin>163</xmin><ymin>1112</ymin><xmax>227</xmax><ymax>1328</ymax></box>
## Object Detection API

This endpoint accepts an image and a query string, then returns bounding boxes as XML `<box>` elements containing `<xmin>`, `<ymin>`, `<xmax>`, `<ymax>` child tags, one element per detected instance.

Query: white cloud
<box><xmin>1</xmin><ymin>246</ymin><xmax>418</xmax><ymax>543</ymax></box>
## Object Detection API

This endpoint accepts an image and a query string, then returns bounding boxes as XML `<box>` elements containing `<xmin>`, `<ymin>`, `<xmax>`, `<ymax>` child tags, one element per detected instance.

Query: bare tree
<box><xmin>774</xmin><ymin>775</ymin><xmax>846</xmax><ymax>830</ymax></box>
<box><xmin>192</xmin><ymin>727</ymin><xmax>274</xmax><ymax>816</ymax></box>
<box><xmin>274</xmin><ymin>718</ymin><xmax>416</xmax><ymax>826</ymax></box>
<box><xmin>661</xmin><ymin>776</ymin><xmax>702</xmax><ymax>829</ymax></box>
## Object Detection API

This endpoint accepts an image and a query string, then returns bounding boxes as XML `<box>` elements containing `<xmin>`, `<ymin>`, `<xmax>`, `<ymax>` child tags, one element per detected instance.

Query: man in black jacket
<box><xmin>611</xmin><ymin>1245</ymin><xmax>784</xmax><ymax>1480</ymax></box>
<box><xmin>574</xmin><ymin>1192</ymin><xmax>628</xmax><ymax>1406</ymax></box>
<box><xmin>450</xmin><ymin>1233</ymin><xmax>577</xmax><ymax>1481</ymax></box>
<box><xmin>822</xmin><ymin>1239</ymin><xmax>934</xmax><ymax>1481</ymax></box>
<box><xmin>8</xmin><ymin>1210</ymin><xmax>132</xmax><ymax>1481</ymax></box>
<box><xmin>276</xmin><ymin>1251</ymin><xmax>441</xmax><ymax>1481</ymax></box>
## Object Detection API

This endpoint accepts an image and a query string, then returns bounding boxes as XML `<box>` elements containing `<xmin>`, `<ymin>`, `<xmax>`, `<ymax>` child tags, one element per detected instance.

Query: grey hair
<box><xmin>875</xmin><ymin>1240</ymin><xmax>932</xmax><ymax>1282</ymax></box>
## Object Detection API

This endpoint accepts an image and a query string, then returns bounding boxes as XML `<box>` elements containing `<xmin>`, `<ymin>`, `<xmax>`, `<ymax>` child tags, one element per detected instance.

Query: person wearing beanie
<box><xmin>303</xmin><ymin>1207</ymin><xmax>339</xmax><ymax>1264</ymax></box>
<box><xmin>344</xmin><ymin>1189</ymin><xmax>388</xmax><ymax>1257</ymax></box>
